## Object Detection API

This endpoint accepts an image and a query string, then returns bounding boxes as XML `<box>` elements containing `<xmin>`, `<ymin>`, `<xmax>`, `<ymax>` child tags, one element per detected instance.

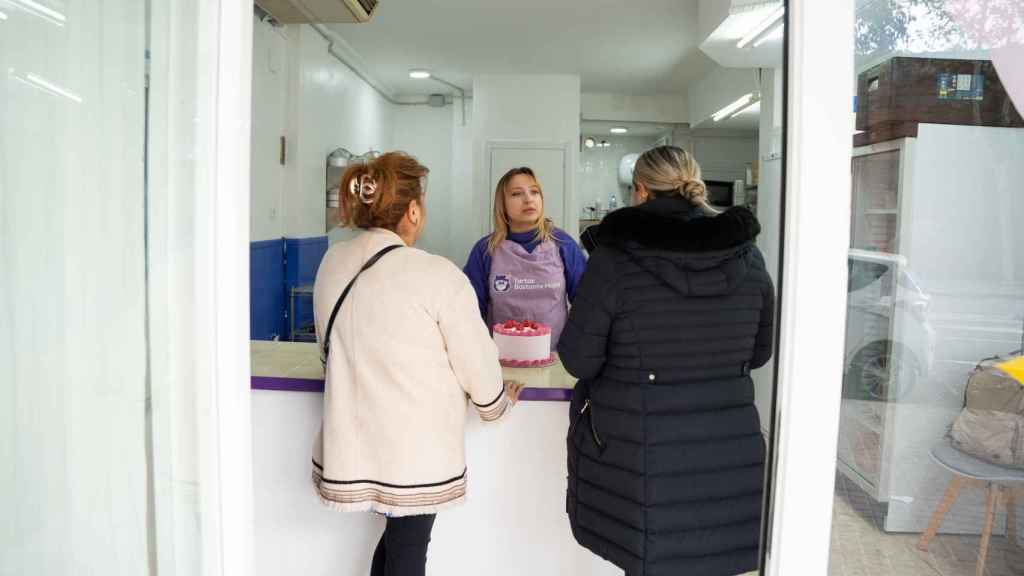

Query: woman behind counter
<box><xmin>312</xmin><ymin>151</ymin><xmax>522</xmax><ymax>576</ymax></box>
<box><xmin>559</xmin><ymin>145</ymin><xmax>775</xmax><ymax>576</ymax></box>
<box><xmin>463</xmin><ymin>167</ymin><xmax>587</xmax><ymax>349</ymax></box>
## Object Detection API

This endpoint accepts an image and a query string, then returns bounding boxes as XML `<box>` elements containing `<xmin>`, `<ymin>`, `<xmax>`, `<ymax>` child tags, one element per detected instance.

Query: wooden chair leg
<box><xmin>1008</xmin><ymin>486</ymin><xmax>1018</xmax><ymax>547</ymax></box>
<box><xmin>919</xmin><ymin>475</ymin><xmax>965</xmax><ymax>551</ymax></box>
<box><xmin>977</xmin><ymin>484</ymin><xmax>1001</xmax><ymax>576</ymax></box>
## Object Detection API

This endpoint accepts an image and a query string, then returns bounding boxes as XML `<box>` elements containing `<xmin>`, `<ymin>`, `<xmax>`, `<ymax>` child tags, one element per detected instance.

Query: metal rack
<box><xmin>288</xmin><ymin>284</ymin><xmax>316</xmax><ymax>342</ymax></box>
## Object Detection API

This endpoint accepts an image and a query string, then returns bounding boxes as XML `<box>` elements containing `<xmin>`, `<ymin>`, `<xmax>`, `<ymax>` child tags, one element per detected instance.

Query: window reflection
<box><xmin>833</xmin><ymin>1</ymin><xmax>1024</xmax><ymax>574</ymax></box>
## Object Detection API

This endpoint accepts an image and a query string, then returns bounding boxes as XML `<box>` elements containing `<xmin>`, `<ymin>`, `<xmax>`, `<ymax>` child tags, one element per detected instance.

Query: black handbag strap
<box><xmin>321</xmin><ymin>244</ymin><xmax>403</xmax><ymax>364</ymax></box>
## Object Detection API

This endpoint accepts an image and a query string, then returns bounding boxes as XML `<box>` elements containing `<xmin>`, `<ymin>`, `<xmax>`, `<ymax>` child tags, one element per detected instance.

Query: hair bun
<box><xmin>681</xmin><ymin>179</ymin><xmax>707</xmax><ymax>202</ymax></box>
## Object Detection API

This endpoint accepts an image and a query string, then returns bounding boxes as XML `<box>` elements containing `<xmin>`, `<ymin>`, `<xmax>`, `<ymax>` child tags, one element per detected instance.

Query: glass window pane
<box><xmin>831</xmin><ymin>2</ymin><xmax>1024</xmax><ymax>574</ymax></box>
<box><xmin>247</xmin><ymin>4</ymin><xmax>786</xmax><ymax>576</ymax></box>
<box><xmin>1</xmin><ymin>2</ymin><xmax>150</xmax><ymax>573</ymax></box>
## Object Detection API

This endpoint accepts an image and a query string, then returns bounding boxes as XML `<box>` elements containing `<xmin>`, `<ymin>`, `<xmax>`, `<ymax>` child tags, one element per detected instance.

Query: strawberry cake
<box><xmin>493</xmin><ymin>320</ymin><xmax>556</xmax><ymax>368</ymax></box>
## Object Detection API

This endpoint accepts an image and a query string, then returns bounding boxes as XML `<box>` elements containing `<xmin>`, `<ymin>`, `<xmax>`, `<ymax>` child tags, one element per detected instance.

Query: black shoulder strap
<box><xmin>321</xmin><ymin>244</ymin><xmax>403</xmax><ymax>364</ymax></box>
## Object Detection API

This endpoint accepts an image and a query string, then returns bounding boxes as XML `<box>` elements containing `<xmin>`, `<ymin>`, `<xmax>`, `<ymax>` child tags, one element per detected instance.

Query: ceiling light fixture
<box><xmin>408</xmin><ymin>69</ymin><xmax>431</xmax><ymax>79</ymax></box>
<box><xmin>610</xmin><ymin>127</ymin><xmax>628</xmax><ymax>134</ymax></box>
<box><xmin>0</xmin><ymin>11</ymin><xmax>7</xmax><ymax>20</ymax></box>
<box><xmin>12</xmin><ymin>71</ymin><xmax>83</xmax><ymax>103</ymax></box>
<box><xmin>737</xmin><ymin>4</ymin><xmax>784</xmax><ymax>49</ymax></box>
<box><xmin>712</xmin><ymin>92</ymin><xmax>760</xmax><ymax>123</ymax></box>
<box><xmin>584</xmin><ymin>137</ymin><xmax>596</xmax><ymax>149</ymax></box>
<box><xmin>753</xmin><ymin>20</ymin><xmax>785</xmax><ymax>48</ymax></box>
<box><xmin>11</xmin><ymin>0</ymin><xmax>65</xmax><ymax>25</ymax></box>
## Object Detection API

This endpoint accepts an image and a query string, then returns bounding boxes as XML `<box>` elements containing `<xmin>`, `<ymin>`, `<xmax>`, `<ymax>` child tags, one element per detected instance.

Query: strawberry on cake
<box><xmin>493</xmin><ymin>320</ymin><xmax>556</xmax><ymax>368</ymax></box>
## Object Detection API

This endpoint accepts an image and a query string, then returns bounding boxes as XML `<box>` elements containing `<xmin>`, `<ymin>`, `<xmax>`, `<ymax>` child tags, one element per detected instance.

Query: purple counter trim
<box><xmin>251</xmin><ymin>376</ymin><xmax>572</xmax><ymax>402</ymax></box>
<box><xmin>252</xmin><ymin>376</ymin><xmax>325</xmax><ymax>393</ymax></box>
<box><xmin>519</xmin><ymin>387</ymin><xmax>573</xmax><ymax>402</ymax></box>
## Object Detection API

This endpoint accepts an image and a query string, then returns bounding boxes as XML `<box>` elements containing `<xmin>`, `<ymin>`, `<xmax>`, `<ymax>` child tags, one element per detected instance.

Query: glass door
<box><xmin>1</xmin><ymin>1</ymin><xmax>151</xmax><ymax>573</ymax></box>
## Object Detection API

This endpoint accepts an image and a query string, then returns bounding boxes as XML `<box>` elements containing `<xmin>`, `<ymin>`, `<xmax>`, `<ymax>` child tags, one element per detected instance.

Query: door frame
<box><xmin>484</xmin><ymin>139</ymin><xmax>576</xmax><ymax>236</ymax></box>
<box><xmin>190</xmin><ymin>0</ymin><xmax>859</xmax><ymax>573</ymax></box>
<box><xmin>763</xmin><ymin>0</ymin><xmax>854</xmax><ymax>573</ymax></box>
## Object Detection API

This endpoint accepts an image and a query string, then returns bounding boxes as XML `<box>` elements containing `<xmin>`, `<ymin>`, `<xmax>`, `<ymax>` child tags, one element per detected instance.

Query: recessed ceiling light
<box><xmin>610</xmin><ymin>127</ymin><xmax>628</xmax><ymax>134</ymax></box>
<box><xmin>409</xmin><ymin>69</ymin><xmax>431</xmax><ymax>79</ymax></box>
<box><xmin>584</xmin><ymin>137</ymin><xmax>596</xmax><ymax>148</ymax></box>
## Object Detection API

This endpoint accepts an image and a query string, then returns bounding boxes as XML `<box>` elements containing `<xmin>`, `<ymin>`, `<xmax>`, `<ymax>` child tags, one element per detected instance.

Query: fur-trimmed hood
<box><xmin>594</xmin><ymin>196</ymin><xmax>764</xmax><ymax>296</ymax></box>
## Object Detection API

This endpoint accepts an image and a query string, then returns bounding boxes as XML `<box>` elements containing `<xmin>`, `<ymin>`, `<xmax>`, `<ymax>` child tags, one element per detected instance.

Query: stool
<box><xmin>917</xmin><ymin>441</ymin><xmax>1024</xmax><ymax>576</ymax></box>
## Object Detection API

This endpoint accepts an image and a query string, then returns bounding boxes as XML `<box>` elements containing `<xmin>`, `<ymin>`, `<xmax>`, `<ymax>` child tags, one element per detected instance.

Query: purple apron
<box><xmin>488</xmin><ymin>239</ymin><xmax>567</xmax><ymax>350</ymax></box>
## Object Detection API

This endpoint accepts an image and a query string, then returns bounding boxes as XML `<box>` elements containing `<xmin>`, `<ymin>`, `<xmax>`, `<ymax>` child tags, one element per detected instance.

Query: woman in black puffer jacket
<box><xmin>559</xmin><ymin>146</ymin><xmax>775</xmax><ymax>576</ymax></box>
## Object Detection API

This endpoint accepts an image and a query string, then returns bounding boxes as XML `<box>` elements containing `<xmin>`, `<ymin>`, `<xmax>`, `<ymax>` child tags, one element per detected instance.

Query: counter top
<box><xmin>250</xmin><ymin>340</ymin><xmax>574</xmax><ymax>401</ymax></box>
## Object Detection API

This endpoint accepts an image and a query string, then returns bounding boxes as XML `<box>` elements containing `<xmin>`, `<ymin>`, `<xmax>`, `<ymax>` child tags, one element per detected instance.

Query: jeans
<box><xmin>369</xmin><ymin>513</ymin><xmax>437</xmax><ymax>576</ymax></box>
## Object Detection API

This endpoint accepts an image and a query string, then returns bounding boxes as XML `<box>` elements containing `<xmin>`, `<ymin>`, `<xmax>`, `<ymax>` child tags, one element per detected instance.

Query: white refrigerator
<box><xmin>837</xmin><ymin>123</ymin><xmax>1024</xmax><ymax>533</ymax></box>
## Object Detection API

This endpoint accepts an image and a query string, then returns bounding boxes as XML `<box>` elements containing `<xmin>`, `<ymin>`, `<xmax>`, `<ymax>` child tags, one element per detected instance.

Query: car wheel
<box><xmin>850</xmin><ymin>341</ymin><xmax>918</xmax><ymax>401</ymax></box>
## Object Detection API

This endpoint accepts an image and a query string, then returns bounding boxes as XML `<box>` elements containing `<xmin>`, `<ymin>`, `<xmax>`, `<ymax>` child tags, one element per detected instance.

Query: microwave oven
<box><xmin>705</xmin><ymin>180</ymin><xmax>744</xmax><ymax>208</ymax></box>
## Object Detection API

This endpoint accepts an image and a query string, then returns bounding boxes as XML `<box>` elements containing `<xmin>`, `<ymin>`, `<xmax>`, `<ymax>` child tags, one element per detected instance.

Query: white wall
<box><xmin>252</xmin><ymin>391</ymin><xmax>621</xmax><ymax>576</ymax></box>
<box><xmin>251</xmin><ymin>22</ymin><xmax>470</xmax><ymax>263</ymax></box>
<box><xmin>252</xmin><ymin>17</ymin><xmax>290</xmax><ymax>242</ymax></box>
<box><xmin>689</xmin><ymin>129</ymin><xmax>758</xmax><ymax>182</ymax></box>
<box><xmin>689</xmin><ymin>66</ymin><xmax>760</xmax><ymax>128</ymax></box>
<box><xmin>578</xmin><ymin>136</ymin><xmax>660</xmax><ymax>218</ymax></box>
<box><xmin>284</xmin><ymin>25</ymin><xmax>393</xmax><ymax>242</ymax></box>
<box><xmin>391</xmin><ymin>105</ymin><xmax>455</xmax><ymax>260</ymax></box>
<box><xmin>670</xmin><ymin>126</ymin><xmax>758</xmax><ymax>183</ymax></box>
<box><xmin>581</xmin><ymin>93</ymin><xmax>689</xmax><ymax>124</ymax></box>
<box><xmin>0</xmin><ymin>2</ymin><xmax>150</xmax><ymax>574</ymax></box>
<box><xmin>471</xmin><ymin>75</ymin><xmax>581</xmax><ymax>253</ymax></box>
<box><xmin>449</xmin><ymin>105</ymin><xmax>476</xmax><ymax>267</ymax></box>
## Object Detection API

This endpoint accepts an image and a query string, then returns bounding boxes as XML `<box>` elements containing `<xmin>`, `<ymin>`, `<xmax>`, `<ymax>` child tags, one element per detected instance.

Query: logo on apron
<box><xmin>493</xmin><ymin>274</ymin><xmax>511</xmax><ymax>293</ymax></box>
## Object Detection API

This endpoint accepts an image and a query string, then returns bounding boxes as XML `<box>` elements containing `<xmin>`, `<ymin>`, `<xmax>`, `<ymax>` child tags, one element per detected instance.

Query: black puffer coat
<box><xmin>559</xmin><ymin>197</ymin><xmax>774</xmax><ymax>576</ymax></box>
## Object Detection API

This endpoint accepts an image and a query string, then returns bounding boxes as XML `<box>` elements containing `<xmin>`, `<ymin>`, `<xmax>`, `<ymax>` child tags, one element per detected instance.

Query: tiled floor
<box><xmin>830</xmin><ymin>473</ymin><xmax>1024</xmax><ymax>575</ymax></box>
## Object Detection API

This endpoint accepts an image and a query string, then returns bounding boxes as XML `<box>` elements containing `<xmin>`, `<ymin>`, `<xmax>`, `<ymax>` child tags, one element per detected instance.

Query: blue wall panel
<box><xmin>250</xmin><ymin>239</ymin><xmax>285</xmax><ymax>340</ymax></box>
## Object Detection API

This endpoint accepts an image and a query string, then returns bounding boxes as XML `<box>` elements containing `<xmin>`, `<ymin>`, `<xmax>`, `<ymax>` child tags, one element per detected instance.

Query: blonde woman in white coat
<box><xmin>313</xmin><ymin>151</ymin><xmax>523</xmax><ymax>576</ymax></box>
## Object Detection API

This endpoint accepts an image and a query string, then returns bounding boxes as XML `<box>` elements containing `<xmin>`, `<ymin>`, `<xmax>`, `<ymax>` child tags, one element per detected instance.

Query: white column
<box><xmin>765</xmin><ymin>0</ymin><xmax>855</xmax><ymax>574</ymax></box>
<box><xmin>147</xmin><ymin>1</ymin><xmax>254</xmax><ymax>575</ymax></box>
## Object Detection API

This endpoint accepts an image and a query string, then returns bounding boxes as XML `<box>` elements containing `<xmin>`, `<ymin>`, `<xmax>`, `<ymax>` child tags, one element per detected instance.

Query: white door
<box><xmin>488</xmin><ymin>145</ymin><xmax>568</xmax><ymax>232</ymax></box>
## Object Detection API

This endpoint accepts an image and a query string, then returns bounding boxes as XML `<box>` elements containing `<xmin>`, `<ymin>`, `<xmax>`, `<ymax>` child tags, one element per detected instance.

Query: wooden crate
<box><xmin>856</xmin><ymin>57</ymin><xmax>1024</xmax><ymax>132</ymax></box>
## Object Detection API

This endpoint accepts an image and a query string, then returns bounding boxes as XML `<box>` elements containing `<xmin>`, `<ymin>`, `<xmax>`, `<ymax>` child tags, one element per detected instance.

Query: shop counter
<box><xmin>250</xmin><ymin>340</ymin><xmax>617</xmax><ymax>576</ymax></box>
<box><xmin>251</xmin><ymin>340</ymin><xmax>575</xmax><ymax>400</ymax></box>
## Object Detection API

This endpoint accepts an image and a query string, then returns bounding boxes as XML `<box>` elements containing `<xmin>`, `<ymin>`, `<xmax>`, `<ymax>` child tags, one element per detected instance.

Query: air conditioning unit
<box><xmin>255</xmin><ymin>0</ymin><xmax>378</xmax><ymax>23</ymax></box>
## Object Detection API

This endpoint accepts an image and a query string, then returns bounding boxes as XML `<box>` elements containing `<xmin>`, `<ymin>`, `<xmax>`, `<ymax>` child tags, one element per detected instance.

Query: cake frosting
<box><xmin>493</xmin><ymin>320</ymin><xmax>555</xmax><ymax>367</ymax></box>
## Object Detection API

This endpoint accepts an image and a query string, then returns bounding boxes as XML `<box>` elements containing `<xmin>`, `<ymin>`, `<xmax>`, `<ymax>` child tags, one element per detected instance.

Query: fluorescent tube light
<box><xmin>752</xmin><ymin>21</ymin><xmax>784</xmax><ymax>48</ymax></box>
<box><xmin>712</xmin><ymin>92</ymin><xmax>760</xmax><ymax>123</ymax></box>
<box><xmin>12</xmin><ymin>71</ymin><xmax>83</xmax><ymax>103</ymax></box>
<box><xmin>737</xmin><ymin>5</ymin><xmax>784</xmax><ymax>49</ymax></box>
<box><xmin>11</xmin><ymin>0</ymin><xmax>65</xmax><ymax>25</ymax></box>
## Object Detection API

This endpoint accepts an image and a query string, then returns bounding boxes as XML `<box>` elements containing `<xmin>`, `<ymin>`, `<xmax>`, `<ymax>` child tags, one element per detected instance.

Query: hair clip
<box><xmin>349</xmin><ymin>174</ymin><xmax>378</xmax><ymax>205</ymax></box>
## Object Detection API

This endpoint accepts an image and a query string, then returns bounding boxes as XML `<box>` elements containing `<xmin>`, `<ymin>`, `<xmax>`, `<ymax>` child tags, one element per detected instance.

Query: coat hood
<box><xmin>597</xmin><ymin>196</ymin><xmax>763</xmax><ymax>296</ymax></box>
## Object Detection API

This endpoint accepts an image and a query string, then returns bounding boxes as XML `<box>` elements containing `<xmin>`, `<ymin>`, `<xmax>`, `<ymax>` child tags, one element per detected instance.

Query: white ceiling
<box><xmin>699</xmin><ymin>2</ymin><xmax>785</xmax><ymax>69</ymax></box>
<box><xmin>329</xmin><ymin>0</ymin><xmax>716</xmax><ymax>97</ymax></box>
